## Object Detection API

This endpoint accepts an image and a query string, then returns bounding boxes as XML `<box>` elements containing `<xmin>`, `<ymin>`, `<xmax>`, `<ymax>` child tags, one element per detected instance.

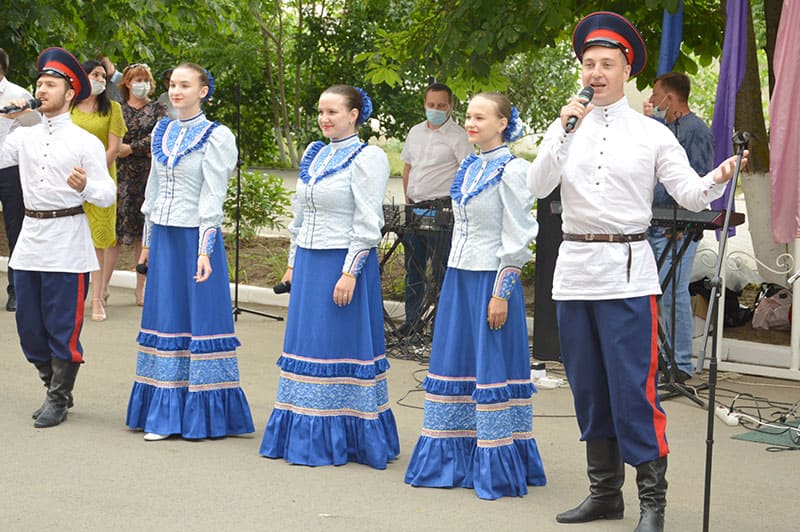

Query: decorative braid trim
<box><xmin>152</xmin><ymin>117</ymin><xmax>219</xmax><ymax>167</ymax></box>
<box><xmin>298</xmin><ymin>141</ymin><xmax>367</xmax><ymax>184</ymax></box>
<box><xmin>450</xmin><ymin>152</ymin><xmax>514</xmax><ymax>205</ymax></box>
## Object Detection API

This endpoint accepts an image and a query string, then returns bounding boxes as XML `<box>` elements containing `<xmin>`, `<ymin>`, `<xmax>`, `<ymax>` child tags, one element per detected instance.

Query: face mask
<box><xmin>652</xmin><ymin>95</ymin><xmax>669</xmax><ymax>120</ymax></box>
<box><xmin>90</xmin><ymin>80</ymin><xmax>106</xmax><ymax>96</ymax></box>
<box><xmin>131</xmin><ymin>81</ymin><xmax>151</xmax><ymax>99</ymax></box>
<box><xmin>425</xmin><ymin>108</ymin><xmax>448</xmax><ymax>126</ymax></box>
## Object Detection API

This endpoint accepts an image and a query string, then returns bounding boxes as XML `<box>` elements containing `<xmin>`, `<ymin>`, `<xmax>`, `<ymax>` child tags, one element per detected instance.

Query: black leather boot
<box><xmin>556</xmin><ymin>439</ymin><xmax>625</xmax><ymax>523</ymax></box>
<box><xmin>34</xmin><ymin>359</ymin><xmax>81</xmax><ymax>428</ymax></box>
<box><xmin>634</xmin><ymin>456</ymin><xmax>668</xmax><ymax>532</ymax></box>
<box><xmin>32</xmin><ymin>362</ymin><xmax>76</xmax><ymax>419</ymax></box>
<box><xmin>31</xmin><ymin>362</ymin><xmax>53</xmax><ymax>419</ymax></box>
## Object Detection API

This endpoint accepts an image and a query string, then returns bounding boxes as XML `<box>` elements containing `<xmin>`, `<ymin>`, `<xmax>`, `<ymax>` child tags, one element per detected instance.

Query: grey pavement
<box><xmin>1</xmin><ymin>273</ymin><xmax>798</xmax><ymax>532</ymax></box>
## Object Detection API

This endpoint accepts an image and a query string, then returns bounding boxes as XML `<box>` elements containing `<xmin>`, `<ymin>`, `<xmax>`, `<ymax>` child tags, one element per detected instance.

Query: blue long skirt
<box><xmin>260</xmin><ymin>246</ymin><xmax>400</xmax><ymax>469</ymax></box>
<box><xmin>125</xmin><ymin>225</ymin><xmax>255</xmax><ymax>439</ymax></box>
<box><xmin>404</xmin><ymin>268</ymin><xmax>546</xmax><ymax>499</ymax></box>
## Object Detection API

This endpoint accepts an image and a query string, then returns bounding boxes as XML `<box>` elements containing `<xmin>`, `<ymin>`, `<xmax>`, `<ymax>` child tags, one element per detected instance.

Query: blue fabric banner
<box><xmin>657</xmin><ymin>1</ymin><xmax>684</xmax><ymax>75</ymax></box>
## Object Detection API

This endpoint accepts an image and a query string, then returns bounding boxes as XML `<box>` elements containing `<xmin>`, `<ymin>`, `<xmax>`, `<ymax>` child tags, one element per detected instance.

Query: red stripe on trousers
<box><xmin>647</xmin><ymin>295</ymin><xmax>669</xmax><ymax>457</ymax></box>
<box><xmin>68</xmin><ymin>274</ymin><xmax>85</xmax><ymax>363</ymax></box>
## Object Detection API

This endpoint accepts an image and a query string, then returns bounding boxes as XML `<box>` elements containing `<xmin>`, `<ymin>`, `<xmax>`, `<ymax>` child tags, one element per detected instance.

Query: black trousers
<box><xmin>0</xmin><ymin>165</ymin><xmax>24</xmax><ymax>294</ymax></box>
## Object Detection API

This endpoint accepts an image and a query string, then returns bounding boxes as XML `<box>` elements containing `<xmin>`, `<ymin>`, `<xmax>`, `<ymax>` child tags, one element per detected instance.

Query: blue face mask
<box><xmin>425</xmin><ymin>108</ymin><xmax>448</xmax><ymax>126</ymax></box>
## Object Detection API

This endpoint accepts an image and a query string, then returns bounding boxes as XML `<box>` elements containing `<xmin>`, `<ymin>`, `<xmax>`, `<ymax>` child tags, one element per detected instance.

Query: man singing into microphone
<box><xmin>527</xmin><ymin>12</ymin><xmax>746</xmax><ymax>532</ymax></box>
<box><xmin>0</xmin><ymin>47</ymin><xmax>116</xmax><ymax>428</ymax></box>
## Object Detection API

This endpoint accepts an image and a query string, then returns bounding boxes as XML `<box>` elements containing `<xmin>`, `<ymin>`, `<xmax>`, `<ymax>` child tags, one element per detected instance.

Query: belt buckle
<box><xmin>586</xmin><ymin>233</ymin><xmax>595</xmax><ymax>241</ymax></box>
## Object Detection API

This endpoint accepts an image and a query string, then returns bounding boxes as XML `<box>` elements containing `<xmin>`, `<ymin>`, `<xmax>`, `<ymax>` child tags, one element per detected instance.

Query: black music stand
<box><xmin>381</xmin><ymin>200</ymin><xmax>451</xmax><ymax>360</ymax></box>
<box><xmin>230</xmin><ymin>83</ymin><xmax>283</xmax><ymax>322</ymax></box>
<box><xmin>699</xmin><ymin>131</ymin><xmax>749</xmax><ymax>532</ymax></box>
<box><xmin>379</xmin><ymin>203</ymin><xmax>406</xmax><ymax>342</ymax></box>
<box><xmin>654</xmin><ymin>209</ymin><xmax>707</xmax><ymax>407</ymax></box>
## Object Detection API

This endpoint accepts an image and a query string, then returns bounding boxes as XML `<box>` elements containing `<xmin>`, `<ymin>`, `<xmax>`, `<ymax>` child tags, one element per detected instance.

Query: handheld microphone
<box><xmin>0</xmin><ymin>98</ymin><xmax>42</xmax><ymax>114</ymax></box>
<box><xmin>564</xmin><ymin>86</ymin><xmax>594</xmax><ymax>133</ymax></box>
<box><xmin>273</xmin><ymin>281</ymin><xmax>291</xmax><ymax>294</ymax></box>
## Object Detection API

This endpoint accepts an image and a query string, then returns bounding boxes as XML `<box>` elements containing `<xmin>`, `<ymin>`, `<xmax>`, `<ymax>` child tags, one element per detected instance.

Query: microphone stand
<box><xmin>231</xmin><ymin>82</ymin><xmax>283</xmax><ymax>322</ymax></box>
<box><xmin>700</xmin><ymin>131</ymin><xmax>749</xmax><ymax>532</ymax></box>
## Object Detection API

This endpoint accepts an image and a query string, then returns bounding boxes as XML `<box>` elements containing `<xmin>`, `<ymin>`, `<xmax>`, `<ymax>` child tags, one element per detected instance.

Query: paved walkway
<box><xmin>0</xmin><ymin>273</ymin><xmax>797</xmax><ymax>531</ymax></box>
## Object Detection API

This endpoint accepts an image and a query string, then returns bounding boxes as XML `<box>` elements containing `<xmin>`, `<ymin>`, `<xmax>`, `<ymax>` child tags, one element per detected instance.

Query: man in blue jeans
<box><xmin>644</xmin><ymin>72</ymin><xmax>714</xmax><ymax>383</ymax></box>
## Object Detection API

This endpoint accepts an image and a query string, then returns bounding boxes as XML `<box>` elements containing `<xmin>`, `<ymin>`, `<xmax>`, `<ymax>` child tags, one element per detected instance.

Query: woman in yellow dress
<box><xmin>71</xmin><ymin>59</ymin><xmax>127</xmax><ymax>321</ymax></box>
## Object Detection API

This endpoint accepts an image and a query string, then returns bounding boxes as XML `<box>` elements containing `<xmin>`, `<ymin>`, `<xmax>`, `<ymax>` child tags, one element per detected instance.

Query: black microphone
<box><xmin>273</xmin><ymin>281</ymin><xmax>291</xmax><ymax>294</ymax></box>
<box><xmin>564</xmin><ymin>86</ymin><xmax>594</xmax><ymax>133</ymax></box>
<box><xmin>0</xmin><ymin>98</ymin><xmax>42</xmax><ymax>114</ymax></box>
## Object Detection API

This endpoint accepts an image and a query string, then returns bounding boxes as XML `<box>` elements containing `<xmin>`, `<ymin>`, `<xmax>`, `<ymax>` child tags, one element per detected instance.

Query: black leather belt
<box><xmin>562</xmin><ymin>232</ymin><xmax>648</xmax><ymax>282</ymax></box>
<box><xmin>25</xmin><ymin>205</ymin><xmax>85</xmax><ymax>219</ymax></box>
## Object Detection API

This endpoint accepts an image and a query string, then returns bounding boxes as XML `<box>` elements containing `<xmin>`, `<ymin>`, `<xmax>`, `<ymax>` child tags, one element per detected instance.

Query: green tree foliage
<box><xmin>1</xmin><ymin>1</ymin><xmax>236</xmax><ymax>82</ymax></box>
<box><xmin>503</xmin><ymin>42</ymin><xmax>582</xmax><ymax>134</ymax></box>
<box><xmin>360</xmin><ymin>0</ymin><xmax>724</xmax><ymax>92</ymax></box>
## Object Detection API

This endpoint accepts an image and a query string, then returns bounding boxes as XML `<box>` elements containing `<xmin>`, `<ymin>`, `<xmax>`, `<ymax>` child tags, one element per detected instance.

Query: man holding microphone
<box><xmin>527</xmin><ymin>12</ymin><xmax>747</xmax><ymax>532</ymax></box>
<box><xmin>0</xmin><ymin>47</ymin><xmax>116</xmax><ymax>428</ymax></box>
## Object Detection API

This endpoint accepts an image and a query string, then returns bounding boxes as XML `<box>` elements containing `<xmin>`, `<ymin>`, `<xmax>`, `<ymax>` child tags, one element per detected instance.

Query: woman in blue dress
<box><xmin>260</xmin><ymin>85</ymin><xmax>399</xmax><ymax>468</ymax></box>
<box><xmin>404</xmin><ymin>92</ymin><xmax>546</xmax><ymax>499</ymax></box>
<box><xmin>125</xmin><ymin>63</ymin><xmax>254</xmax><ymax>441</ymax></box>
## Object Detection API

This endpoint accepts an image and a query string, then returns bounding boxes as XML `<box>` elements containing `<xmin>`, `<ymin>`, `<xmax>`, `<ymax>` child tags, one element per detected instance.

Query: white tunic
<box><xmin>449</xmin><ymin>145</ymin><xmax>538</xmax><ymax>297</ymax></box>
<box><xmin>142</xmin><ymin>113</ymin><xmax>238</xmax><ymax>253</ymax></box>
<box><xmin>0</xmin><ymin>112</ymin><xmax>116</xmax><ymax>272</ymax></box>
<box><xmin>401</xmin><ymin>118</ymin><xmax>473</xmax><ymax>202</ymax></box>
<box><xmin>527</xmin><ymin>96</ymin><xmax>726</xmax><ymax>301</ymax></box>
<box><xmin>288</xmin><ymin>134</ymin><xmax>389</xmax><ymax>275</ymax></box>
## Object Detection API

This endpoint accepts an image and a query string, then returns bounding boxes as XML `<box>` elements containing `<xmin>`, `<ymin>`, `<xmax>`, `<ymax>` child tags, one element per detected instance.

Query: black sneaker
<box><xmin>5</xmin><ymin>292</ymin><xmax>16</xmax><ymax>312</ymax></box>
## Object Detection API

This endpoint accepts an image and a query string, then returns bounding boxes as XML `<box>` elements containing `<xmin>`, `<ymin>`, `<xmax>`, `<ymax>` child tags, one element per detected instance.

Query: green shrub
<box><xmin>223</xmin><ymin>169</ymin><xmax>292</xmax><ymax>242</ymax></box>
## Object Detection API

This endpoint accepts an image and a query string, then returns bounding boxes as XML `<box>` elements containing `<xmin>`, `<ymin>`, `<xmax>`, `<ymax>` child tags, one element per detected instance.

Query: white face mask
<box><xmin>90</xmin><ymin>79</ymin><xmax>106</xmax><ymax>96</ymax></box>
<box><xmin>652</xmin><ymin>94</ymin><xmax>669</xmax><ymax>121</ymax></box>
<box><xmin>131</xmin><ymin>81</ymin><xmax>151</xmax><ymax>99</ymax></box>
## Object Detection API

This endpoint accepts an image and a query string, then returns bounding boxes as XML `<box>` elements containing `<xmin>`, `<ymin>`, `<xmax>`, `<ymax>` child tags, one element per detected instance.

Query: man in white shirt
<box><xmin>0</xmin><ymin>48</ymin><xmax>42</xmax><ymax>312</ymax></box>
<box><xmin>0</xmin><ymin>47</ymin><xmax>116</xmax><ymax>429</ymax></box>
<box><xmin>527</xmin><ymin>12</ymin><xmax>746</xmax><ymax>532</ymax></box>
<box><xmin>399</xmin><ymin>83</ymin><xmax>472</xmax><ymax>336</ymax></box>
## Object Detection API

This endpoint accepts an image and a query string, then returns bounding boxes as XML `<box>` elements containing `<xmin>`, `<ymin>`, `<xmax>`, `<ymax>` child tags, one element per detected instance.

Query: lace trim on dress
<box><xmin>152</xmin><ymin>117</ymin><xmax>219</xmax><ymax>168</ymax></box>
<box><xmin>450</xmin><ymin>152</ymin><xmax>515</xmax><ymax>205</ymax></box>
<box><xmin>298</xmin><ymin>140</ymin><xmax>368</xmax><ymax>184</ymax></box>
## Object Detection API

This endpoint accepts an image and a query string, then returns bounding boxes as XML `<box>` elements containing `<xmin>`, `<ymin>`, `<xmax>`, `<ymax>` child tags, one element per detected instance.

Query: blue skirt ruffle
<box><xmin>126</xmin><ymin>382</ymin><xmax>254</xmax><ymax>439</ymax></box>
<box><xmin>125</xmin><ymin>225</ymin><xmax>255</xmax><ymax>439</ymax></box>
<box><xmin>404</xmin><ymin>268</ymin><xmax>546</xmax><ymax>498</ymax></box>
<box><xmin>260</xmin><ymin>247</ymin><xmax>399</xmax><ymax>468</ymax></box>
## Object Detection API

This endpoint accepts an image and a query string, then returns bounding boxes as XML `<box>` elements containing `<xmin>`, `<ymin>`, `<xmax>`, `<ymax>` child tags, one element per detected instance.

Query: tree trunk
<box><xmin>736</xmin><ymin>0</ymin><xmax>787</xmax><ymax>285</ymax></box>
<box><xmin>254</xmin><ymin>5</ymin><xmax>289</xmax><ymax>167</ymax></box>
<box><xmin>274</xmin><ymin>2</ymin><xmax>299</xmax><ymax>167</ymax></box>
<box><xmin>294</xmin><ymin>0</ymin><xmax>304</xmax><ymax>130</ymax></box>
<box><xmin>763</xmin><ymin>0</ymin><xmax>784</xmax><ymax>98</ymax></box>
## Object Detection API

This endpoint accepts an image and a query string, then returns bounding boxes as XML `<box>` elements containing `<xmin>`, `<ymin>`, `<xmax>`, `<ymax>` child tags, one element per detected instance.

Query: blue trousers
<box><xmin>403</xmin><ymin>229</ymin><xmax>450</xmax><ymax>324</ymax></box>
<box><xmin>0</xmin><ymin>165</ymin><xmax>24</xmax><ymax>295</ymax></box>
<box><xmin>648</xmin><ymin>230</ymin><xmax>699</xmax><ymax>374</ymax></box>
<box><xmin>556</xmin><ymin>296</ymin><xmax>669</xmax><ymax>465</ymax></box>
<box><xmin>14</xmin><ymin>270</ymin><xmax>89</xmax><ymax>364</ymax></box>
